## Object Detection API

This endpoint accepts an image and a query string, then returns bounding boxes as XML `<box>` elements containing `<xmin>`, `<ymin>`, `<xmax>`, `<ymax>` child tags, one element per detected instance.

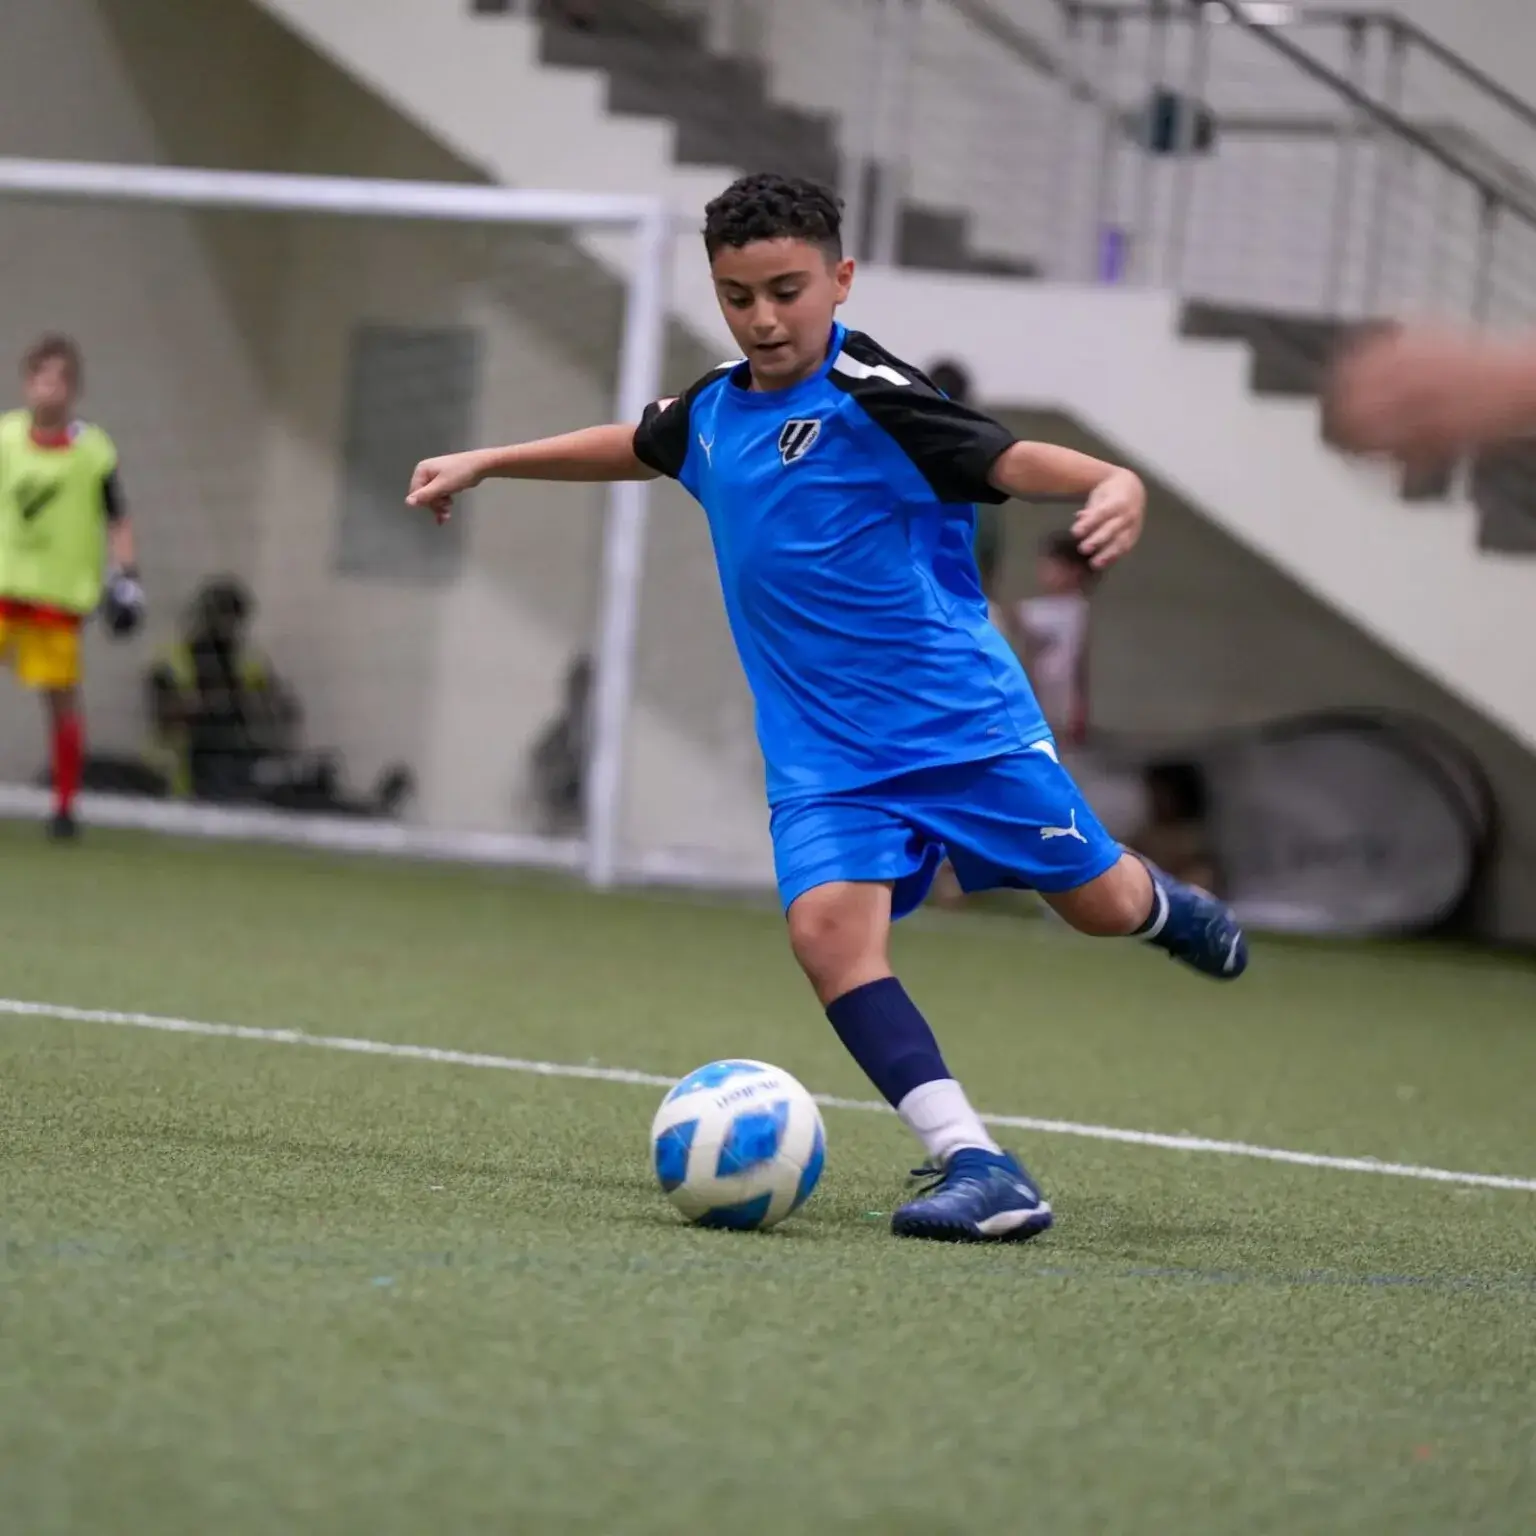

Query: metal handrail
<box><xmin>1387</xmin><ymin>12</ymin><xmax>1536</xmax><ymax>138</ymax></box>
<box><xmin>934</xmin><ymin>0</ymin><xmax>1536</xmax><ymax>225</ymax></box>
<box><xmin>1200</xmin><ymin>0</ymin><xmax>1536</xmax><ymax>233</ymax></box>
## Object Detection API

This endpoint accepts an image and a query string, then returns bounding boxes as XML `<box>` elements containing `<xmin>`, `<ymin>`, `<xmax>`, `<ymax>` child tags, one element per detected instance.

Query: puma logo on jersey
<box><xmin>15</xmin><ymin>479</ymin><xmax>59</xmax><ymax>522</ymax></box>
<box><xmin>1041</xmin><ymin>809</ymin><xmax>1087</xmax><ymax>844</ymax></box>
<box><xmin>779</xmin><ymin>418</ymin><xmax>821</xmax><ymax>465</ymax></box>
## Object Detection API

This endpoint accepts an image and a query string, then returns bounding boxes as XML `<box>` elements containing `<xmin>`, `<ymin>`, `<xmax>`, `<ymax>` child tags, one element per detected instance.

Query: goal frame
<box><xmin>0</xmin><ymin>155</ymin><xmax>674</xmax><ymax>890</ymax></box>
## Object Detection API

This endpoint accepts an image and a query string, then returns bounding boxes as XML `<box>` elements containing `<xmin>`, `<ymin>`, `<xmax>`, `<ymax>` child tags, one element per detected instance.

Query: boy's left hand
<box><xmin>1072</xmin><ymin>470</ymin><xmax>1145</xmax><ymax>569</ymax></box>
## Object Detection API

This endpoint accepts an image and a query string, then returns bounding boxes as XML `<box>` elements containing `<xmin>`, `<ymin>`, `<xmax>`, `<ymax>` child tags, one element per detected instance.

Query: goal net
<box><xmin>0</xmin><ymin>157</ymin><xmax>768</xmax><ymax>890</ymax></box>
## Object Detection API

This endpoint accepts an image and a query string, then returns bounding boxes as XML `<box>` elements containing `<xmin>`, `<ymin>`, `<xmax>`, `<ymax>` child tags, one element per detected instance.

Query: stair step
<box><xmin>536</xmin><ymin>25</ymin><xmax>841</xmax><ymax>184</ymax></box>
<box><xmin>1181</xmin><ymin>301</ymin><xmax>1347</xmax><ymax>396</ymax></box>
<box><xmin>476</xmin><ymin>0</ymin><xmax>703</xmax><ymax>48</ymax></box>
<box><xmin>503</xmin><ymin>0</ymin><xmax>1038</xmax><ymax>279</ymax></box>
<box><xmin>1183</xmin><ymin>301</ymin><xmax>1536</xmax><ymax>560</ymax></box>
<box><xmin>1473</xmin><ymin>445</ymin><xmax>1536</xmax><ymax>555</ymax></box>
<box><xmin>539</xmin><ymin>28</ymin><xmax>768</xmax><ymax>97</ymax></box>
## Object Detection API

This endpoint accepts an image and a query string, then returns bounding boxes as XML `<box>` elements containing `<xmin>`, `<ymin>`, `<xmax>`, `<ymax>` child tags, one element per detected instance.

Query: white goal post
<box><xmin>0</xmin><ymin>156</ymin><xmax>704</xmax><ymax>889</ymax></box>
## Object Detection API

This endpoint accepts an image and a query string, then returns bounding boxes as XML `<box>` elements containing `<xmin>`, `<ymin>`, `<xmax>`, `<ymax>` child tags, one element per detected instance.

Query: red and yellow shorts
<box><xmin>0</xmin><ymin>600</ymin><xmax>83</xmax><ymax>691</ymax></box>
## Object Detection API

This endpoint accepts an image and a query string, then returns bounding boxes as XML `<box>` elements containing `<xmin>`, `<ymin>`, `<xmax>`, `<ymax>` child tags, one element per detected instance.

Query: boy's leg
<box><xmin>788</xmin><ymin>880</ymin><xmax>998</xmax><ymax>1164</ymax></box>
<box><xmin>929</xmin><ymin>747</ymin><xmax>1247</xmax><ymax>981</ymax></box>
<box><xmin>8</xmin><ymin>617</ymin><xmax>85</xmax><ymax>838</ymax></box>
<box><xmin>43</xmin><ymin>684</ymin><xmax>84</xmax><ymax>837</ymax></box>
<box><xmin>1041</xmin><ymin>852</ymin><xmax>1247</xmax><ymax>980</ymax></box>
<box><xmin>785</xmin><ymin>878</ymin><xmax>1052</xmax><ymax>1243</ymax></box>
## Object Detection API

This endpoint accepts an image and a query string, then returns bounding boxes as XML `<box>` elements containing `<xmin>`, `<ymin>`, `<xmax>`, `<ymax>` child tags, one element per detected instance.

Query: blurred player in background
<box><xmin>1327</xmin><ymin>324</ymin><xmax>1536</xmax><ymax>462</ymax></box>
<box><xmin>406</xmin><ymin>174</ymin><xmax>1248</xmax><ymax>1244</ymax></box>
<box><xmin>1015</xmin><ymin>529</ymin><xmax>1098</xmax><ymax>750</ymax></box>
<box><xmin>0</xmin><ymin>335</ymin><xmax>143</xmax><ymax>838</ymax></box>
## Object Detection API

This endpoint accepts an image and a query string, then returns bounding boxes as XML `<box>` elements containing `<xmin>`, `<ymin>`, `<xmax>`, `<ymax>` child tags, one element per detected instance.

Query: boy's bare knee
<box><xmin>786</xmin><ymin>883</ymin><xmax>891</xmax><ymax>1002</ymax></box>
<box><xmin>787</xmin><ymin>888</ymin><xmax>860</xmax><ymax>973</ymax></box>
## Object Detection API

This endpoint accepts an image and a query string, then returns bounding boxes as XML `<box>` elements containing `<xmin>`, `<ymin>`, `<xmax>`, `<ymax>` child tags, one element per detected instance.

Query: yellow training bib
<box><xmin>0</xmin><ymin>409</ymin><xmax>117</xmax><ymax>614</ymax></box>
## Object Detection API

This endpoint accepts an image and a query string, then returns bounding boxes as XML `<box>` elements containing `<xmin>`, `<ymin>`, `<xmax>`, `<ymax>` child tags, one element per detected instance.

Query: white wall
<box><xmin>11</xmin><ymin>0</ymin><xmax>1528</xmax><ymax>919</ymax></box>
<box><xmin>0</xmin><ymin>0</ymin><xmax>770</xmax><ymax>870</ymax></box>
<box><xmin>829</xmin><ymin>274</ymin><xmax>1536</xmax><ymax>750</ymax></box>
<box><xmin>994</xmin><ymin>408</ymin><xmax>1536</xmax><ymax>942</ymax></box>
<box><xmin>0</xmin><ymin>0</ymin><xmax>293</xmax><ymax>780</ymax></box>
<box><xmin>219</xmin><ymin>0</ymin><xmax>1536</xmax><ymax>933</ymax></box>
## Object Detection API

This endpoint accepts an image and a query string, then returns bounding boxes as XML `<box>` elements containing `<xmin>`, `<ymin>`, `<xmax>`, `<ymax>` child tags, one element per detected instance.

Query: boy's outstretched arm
<box><xmin>406</xmin><ymin>423</ymin><xmax>655</xmax><ymax>523</ymax></box>
<box><xmin>988</xmin><ymin>442</ymin><xmax>1146</xmax><ymax>570</ymax></box>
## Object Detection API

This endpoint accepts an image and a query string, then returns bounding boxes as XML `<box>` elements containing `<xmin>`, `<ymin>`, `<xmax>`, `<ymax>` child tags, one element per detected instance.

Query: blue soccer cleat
<box><xmin>891</xmin><ymin>1149</ymin><xmax>1053</xmax><ymax>1243</ymax></box>
<box><xmin>1144</xmin><ymin>865</ymin><xmax>1249</xmax><ymax>981</ymax></box>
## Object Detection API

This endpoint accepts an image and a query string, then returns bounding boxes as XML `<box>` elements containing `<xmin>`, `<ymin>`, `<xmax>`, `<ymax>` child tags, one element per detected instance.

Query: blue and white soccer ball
<box><xmin>651</xmin><ymin>1059</ymin><xmax>826</xmax><ymax>1231</ymax></box>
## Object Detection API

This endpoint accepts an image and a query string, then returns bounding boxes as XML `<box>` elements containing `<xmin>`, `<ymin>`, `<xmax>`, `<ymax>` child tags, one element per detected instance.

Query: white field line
<box><xmin>4</xmin><ymin>998</ymin><xmax>1534</xmax><ymax>1195</ymax></box>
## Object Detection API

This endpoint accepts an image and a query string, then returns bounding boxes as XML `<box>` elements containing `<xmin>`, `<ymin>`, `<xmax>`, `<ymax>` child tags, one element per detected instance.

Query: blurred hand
<box><xmin>1072</xmin><ymin>470</ymin><xmax>1144</xmax><ymax>569</ymax></box>
<box><xmin>1326</xmin><ymin>326</ymin><xmax>1536</xmax><ymax>463</ymax></box>
<box><xmin>406</xmin><ymin>450</ymin><xmax>492</xmax><ymax>525</ymax></box>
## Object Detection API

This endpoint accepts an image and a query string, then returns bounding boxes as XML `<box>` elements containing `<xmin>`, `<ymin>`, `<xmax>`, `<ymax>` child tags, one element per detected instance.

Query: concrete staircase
<box><xmin>246</xmin><ymin>0</ymin><xmax>1536</xmax><ymax>763</ymax></box>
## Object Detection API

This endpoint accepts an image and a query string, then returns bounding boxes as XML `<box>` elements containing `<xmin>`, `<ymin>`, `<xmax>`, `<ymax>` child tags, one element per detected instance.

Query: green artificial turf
<box><xmin>1</xmin><ymin>824</ymin><xmax>1533</xmax><ymax>1534</ymax></box>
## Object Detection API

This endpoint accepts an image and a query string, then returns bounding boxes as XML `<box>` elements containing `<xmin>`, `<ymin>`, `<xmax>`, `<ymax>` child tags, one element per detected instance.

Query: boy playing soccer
<box><xmin>407</xmin><ymin>175</ymin><xmax>1248</xmax><ymax>1243</ymax></box>
<box><xmin>0</xmin><ymin>335</ymin><xmax>144</xmax><ymax>838</ymax></box>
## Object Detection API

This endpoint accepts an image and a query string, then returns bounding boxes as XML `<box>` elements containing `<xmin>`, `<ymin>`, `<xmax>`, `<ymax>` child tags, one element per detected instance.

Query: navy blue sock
<box><xmin>825</xmin><ymin>977</ymin><xmax>950</xmax><ymax>1109</ymax></box>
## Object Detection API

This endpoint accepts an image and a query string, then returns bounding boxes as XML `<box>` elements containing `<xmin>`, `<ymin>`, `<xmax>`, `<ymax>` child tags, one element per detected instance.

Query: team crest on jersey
<box><xmin>778</xmin><ymin>418</ymin><xmax>822</xmax><ymax>465</ymax></box>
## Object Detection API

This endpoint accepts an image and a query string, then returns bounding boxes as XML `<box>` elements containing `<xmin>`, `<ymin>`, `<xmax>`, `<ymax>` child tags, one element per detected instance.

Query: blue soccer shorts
<box><xmin>770</xmin><ymin>741</ymin><xmax>1124</xmax><ymax>919</ymax></box>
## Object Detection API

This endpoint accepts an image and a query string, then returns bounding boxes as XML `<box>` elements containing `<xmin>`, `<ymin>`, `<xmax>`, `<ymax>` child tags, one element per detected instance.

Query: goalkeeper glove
<box><xmin>103</xmin><ymin>567</ymin><xmax>145</xmax><ymax>638</ymax></box>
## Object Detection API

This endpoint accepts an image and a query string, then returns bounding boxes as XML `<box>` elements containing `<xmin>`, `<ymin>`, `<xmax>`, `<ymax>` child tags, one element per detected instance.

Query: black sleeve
<box><xmin>101</xmin><ymin>468</ymin><xmax>125</xmax><ymax>524</ymax></box>
<box><xmin>632</xmin><ymin>394</ymin><xmax>693</xmax><ymax>480</ymax></box>
<box><xmin>833</xmin><ymin>333</ymin><xmax>1016</xmax><ymax>504</ymax></box>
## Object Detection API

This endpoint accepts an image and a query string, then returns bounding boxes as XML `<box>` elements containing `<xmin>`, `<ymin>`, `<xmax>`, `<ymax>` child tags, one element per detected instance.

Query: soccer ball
<box><xmin>650</xmin><ymin>1059</ymin><xmax>826</xmax><ymax>1231</ymax></box>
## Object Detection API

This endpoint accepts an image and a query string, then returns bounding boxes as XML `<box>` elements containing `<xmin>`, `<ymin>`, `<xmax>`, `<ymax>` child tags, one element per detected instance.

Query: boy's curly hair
<box><xmin>703</xmin><ymin>174</ymin><xmax>844</xmax><ymax>261</ymax></box>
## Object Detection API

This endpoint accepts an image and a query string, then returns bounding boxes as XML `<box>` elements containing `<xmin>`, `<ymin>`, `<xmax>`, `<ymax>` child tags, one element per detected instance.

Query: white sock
<box><xmin>1138</xmin><ymin>879</ymin><xmax>1170</xmax><ymax>940</ymax></box>
<box><xmin>897</xmin><ymin>1078</ymin><xmax>1001</xmax><ymax>1165</ymax></box>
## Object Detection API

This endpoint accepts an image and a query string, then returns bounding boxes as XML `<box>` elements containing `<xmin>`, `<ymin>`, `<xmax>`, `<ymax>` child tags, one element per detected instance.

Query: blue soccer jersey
<box><xmin>632</xmin><ymin>323</ymin><xmax>1052</xmax><ymax>804</ymax></box>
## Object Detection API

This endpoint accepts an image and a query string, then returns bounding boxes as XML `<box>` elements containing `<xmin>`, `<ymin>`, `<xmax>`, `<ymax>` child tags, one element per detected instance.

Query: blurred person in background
<box><xmin>1327</xmin><ymin>324</ymin><xmax>1536</xmax><ymax>462</ymax></box>
<box><xmin>148</xmin><ymin>577</ymin><xmax>290</xmax><ymax>802</ymax></box>
<box><xmin>932</xmin><ymin>532</ymin><xmax>1101</xmax><ymax>908</ymax></box>
<box><xmin>1014</xmin><ymin>530</ymin><xmax>1098</xmax><ymax>750</ymax></box>
<box><xmin>148</xmin><ymin>576</ymin><xmax>412</xmax><ymax>818</ymax></box>
<box><xmin>1127</xmin><ymin>761</ymin><xmax>1219</xmax><ymax>896</ymax></box>
<box><xmin>0</xmin><ymin>334</ymin><xmax>144</xmax><ymax>840</ymax></box>
<box><xmin>529</xmin><ymin>651</ymin><xmax>593</xmax><ymax>835</ymax></box>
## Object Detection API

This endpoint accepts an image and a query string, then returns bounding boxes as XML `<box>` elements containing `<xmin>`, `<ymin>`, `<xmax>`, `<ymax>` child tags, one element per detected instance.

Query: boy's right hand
<box><xmin>407</xmin><ymin>450</ymin><xmax>491</xmax><ymax>524</ymax></box>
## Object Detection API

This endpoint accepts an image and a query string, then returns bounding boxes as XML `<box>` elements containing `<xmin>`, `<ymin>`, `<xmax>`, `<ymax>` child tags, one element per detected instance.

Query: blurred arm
<box><xmin>1327</xmin><ymin>327</ymin><xmax>1536</xmax><ymax>459</ymax></box>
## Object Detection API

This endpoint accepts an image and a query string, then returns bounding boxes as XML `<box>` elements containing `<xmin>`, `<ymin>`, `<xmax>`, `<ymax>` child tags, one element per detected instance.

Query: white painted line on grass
<box><xmin>5</xmin><ymin>997</ymin><xmax>1535</xmax><ymax>1195</ymax></box>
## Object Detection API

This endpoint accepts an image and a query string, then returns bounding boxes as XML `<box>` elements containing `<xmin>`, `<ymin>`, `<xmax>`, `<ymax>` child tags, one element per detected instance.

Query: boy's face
<box><xmin>23</xmin><ymin>356</ymin><xmax>76</xmax><ymax>425</ymax></box>
<box><xmin>710</xmin><ymin>237</ymin><xmax>854</xmax><ymax>389</ymax></box>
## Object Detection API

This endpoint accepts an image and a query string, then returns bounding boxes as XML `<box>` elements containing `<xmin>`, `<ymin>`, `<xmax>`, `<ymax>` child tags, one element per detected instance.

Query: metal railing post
<box><xmin>1360</xmin><ymin>18</ymin><xmax>1407</xmax><ymax>316</ymax></box>
<box><xmin>1164</xmin><ymin>1</ymin><xmax>1209</xmax><ymax>292</ymax></box>
<box><xmin>871</xmin><ymin>0</ymin><xmax>921</xmax><ymax>267</ymax></box>
<box><xmin>1472</xmin><ymin>190</ymin><xmax>1502</xmax><ymax>325</ymax></box>
<box><xmin>842</xmin><ymin>0</ymin><xmax>888</xmax><ymax>263</ymax></box>
<box><xmin>1132</xmin><ymin>0</ymin><xmax>1170</xmax><ymax>285</ymax></box>
<box><xmin>1323</xmin><ymin>17</ymin><xmax>1368</xmax><ymax>314</ymax></box>
<box><xmin>1090</xmin><ymin>11</ymin><xmax>1124</xmax><ymax>281</ymax></box>
<box><xmin>1052</xmin><ymin>1</ymin><xmax>1089</xmax><ymax>281</ymax></box>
